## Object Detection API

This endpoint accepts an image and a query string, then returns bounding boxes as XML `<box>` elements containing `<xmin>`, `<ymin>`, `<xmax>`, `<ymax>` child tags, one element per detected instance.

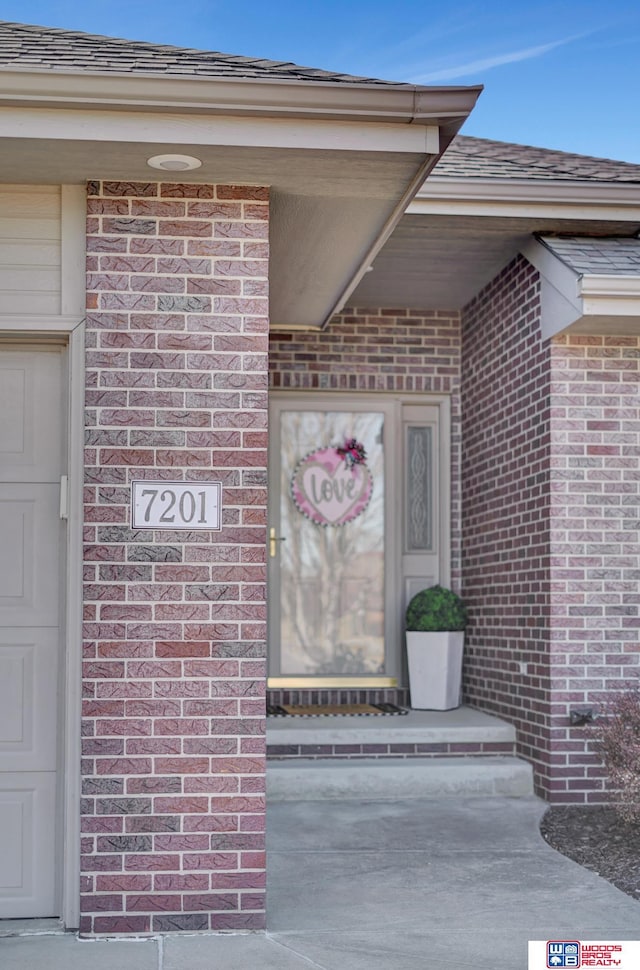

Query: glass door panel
<box><xmin>272</xmin><ymin>408</ymin><xmax>386</xmax><ymax>679</ymax></box>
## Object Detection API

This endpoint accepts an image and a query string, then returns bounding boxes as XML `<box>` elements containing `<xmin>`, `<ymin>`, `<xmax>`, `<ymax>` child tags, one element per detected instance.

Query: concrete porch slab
<box><xmin>267</xmin><ymin>705</ymin><xmax>515</xmax><ymax>747</ymax></box>
<box><xmin>267</xmin><ymin>755</ymin><xmax>534</xmax><ymax>801</ymax></box>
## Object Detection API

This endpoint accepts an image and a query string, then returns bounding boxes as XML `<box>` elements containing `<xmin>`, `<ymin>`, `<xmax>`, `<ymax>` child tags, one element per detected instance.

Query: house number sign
<box><xmin>131</xmin><ymin>481</ymin><xmax>222</xmax><ymax>530</ymax></box>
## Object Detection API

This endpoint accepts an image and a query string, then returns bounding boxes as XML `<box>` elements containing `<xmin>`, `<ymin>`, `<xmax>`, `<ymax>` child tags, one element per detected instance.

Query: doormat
<box><xmin>267</xmin><ymin>703</ymin><xmax>408</xmax><ymax>717</ymax></box>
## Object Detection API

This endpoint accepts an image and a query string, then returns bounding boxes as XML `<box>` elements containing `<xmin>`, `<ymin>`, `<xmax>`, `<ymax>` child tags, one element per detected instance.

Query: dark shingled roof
<box><xmin>0</xmin><ymin>20</ymin><xmax>406</xmax><ymax>85</ymax></box>
<box><xmin>538</xmin><ymin>236</ymin><xmax>640</xmax><ymax>275</ymax></box>
<box><xmin>434</xmin><ymin>135</ymin><xmax>640</xmax><ymax>183</ymax></box>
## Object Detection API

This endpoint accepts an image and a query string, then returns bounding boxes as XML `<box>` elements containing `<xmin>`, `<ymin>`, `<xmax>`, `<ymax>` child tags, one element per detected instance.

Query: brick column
<box><xmin>81</xmin><ymin>181</ymin><xmax>269</xmax><ymax>934</ymax></box>
<box><xmin>548</xmin><ymin>334</ymin><xmax>640</xmax><ymax>802</ymax></box>
<box><xmin>461</xmin><ymin>257</ymin><xmax>553</xmax><ymax>796</ymax></box>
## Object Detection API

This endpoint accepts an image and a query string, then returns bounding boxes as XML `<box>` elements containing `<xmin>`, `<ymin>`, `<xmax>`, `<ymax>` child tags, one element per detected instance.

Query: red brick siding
<box><xmin>270</xmin><ymin>273</ymin><xmax>639</xmax><ymax>804</ymax></box>
<box><xmin>460</xmin><ymin>257</ymin><xmax>553</xmax><ymax>797</ymax></box>
<box><xmin>82</xmin><ymin>181</ymin><xmax>269</xmax><ymax>934</ymax></box>
<box><xmin>548</xmin><ymin>334</ymin><xmax>640</xmax><ymax>802</ymax></box>
<box><xmin>269</xmin><ymin>308</ymin><xmax>463</xmax><ymax>589</ymax></box>
<box><xmin>267</xmin><ymin>740</ymin><xmax>515</xmax><ymax>759</ymax></box>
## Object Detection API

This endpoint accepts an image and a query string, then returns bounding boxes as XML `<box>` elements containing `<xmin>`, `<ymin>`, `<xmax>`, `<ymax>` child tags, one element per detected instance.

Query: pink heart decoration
<box><xmin>291</xmin><ymin>447</ymin><xmax>373</xmax><ymax>526</ymax></box>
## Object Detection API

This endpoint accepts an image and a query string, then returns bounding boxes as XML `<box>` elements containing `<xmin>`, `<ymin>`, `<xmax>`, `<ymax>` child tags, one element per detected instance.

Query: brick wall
<box><xmin>269</xmin><ymin>307</ymin><xmax>463</xmax><ymax>590</ymax></box>
<box><xmin>269</xmin><ymin>275</ymin><xmax>640</xmax><ymax>804</ymax></box>
<box><xmin>81</xmin><ymin>181</ymin><xmax>269</xmax><ymax>934</ymax></box>
<box><xmin>548</xmin><ymin>334</ymin><xmax>640</xmax><ymax>802</ymax></box>
<box><xmin>460</xmin><ymin>257</ymin><xmax>553</xmax><ymax>797</ymax></box>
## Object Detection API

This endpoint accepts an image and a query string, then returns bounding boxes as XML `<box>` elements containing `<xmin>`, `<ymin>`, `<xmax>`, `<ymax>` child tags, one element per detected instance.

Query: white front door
<box><xmin>268</xmin><ymin>393</ymin><xmax>449</xmax><ymax>687</ymax></box>
<box><xmin>0</xmin><ymin>347</ymin><xmax>64</xmax><ymax>918</ymax></box>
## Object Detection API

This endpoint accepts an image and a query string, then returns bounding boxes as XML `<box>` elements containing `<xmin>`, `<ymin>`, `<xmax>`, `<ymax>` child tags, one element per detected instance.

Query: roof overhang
<box><xmin>351</xmin><ymin>176</ymin><xmax>640</xmax><ymax>311</ymax></box>
<box><xmin>0</xmin><ymin>67</ymin><xmax>481</xmax><ymax>329</ymax></box>
<box><xmin>0</xmin><ymin>67</ymin><xmax>481</xmax><ymax>128</ymax></box>
<box><xmin>522</xmin><ymin>237</ymin><xmax>640</xmax><ymax>339</ymax></box>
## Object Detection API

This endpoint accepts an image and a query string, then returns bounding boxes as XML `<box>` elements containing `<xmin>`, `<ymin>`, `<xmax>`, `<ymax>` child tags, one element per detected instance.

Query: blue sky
<box><xmin>3</xmin><ymin>1</ymin><xmax>640</xmax><ymax>162</ymax></box>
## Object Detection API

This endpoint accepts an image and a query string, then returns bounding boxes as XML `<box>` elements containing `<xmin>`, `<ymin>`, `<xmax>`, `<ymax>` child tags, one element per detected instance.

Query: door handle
<box><xmin>269</xmin><ymin>527</ymin><xmax>286</xmax><ymax>558</ymax></box>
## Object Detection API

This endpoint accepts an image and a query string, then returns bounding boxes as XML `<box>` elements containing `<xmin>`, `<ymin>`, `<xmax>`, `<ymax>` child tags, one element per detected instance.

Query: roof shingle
<box><xmin>539</xmin><ymin>236</ymin><xmax>640</xmax><ymax>275</ymax></box>
<box><xmin>0</xmin><ymin>21</ymin><xmax>406</xmax><ymax>85</ymax></box>
<box><xmin>434</xmin><ymin>135</ymin><xmax>640</xmax><ymax>183</ymax></box>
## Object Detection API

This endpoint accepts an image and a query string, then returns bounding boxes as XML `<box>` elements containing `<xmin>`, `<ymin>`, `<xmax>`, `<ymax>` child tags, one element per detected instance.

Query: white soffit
<box><xmin>0</xmin><ymin>69</ymin><xmax>481</xmax><ymax>329</ymax></box>
<box><xmin>351</xmin><ymin>172</ymin><xmax>640</xmax><ymax>312</ymax></box>
<box><xmin>522</xmin><ymin>237</ymin><xmax>640</xmax><ymax>339</ymax></box>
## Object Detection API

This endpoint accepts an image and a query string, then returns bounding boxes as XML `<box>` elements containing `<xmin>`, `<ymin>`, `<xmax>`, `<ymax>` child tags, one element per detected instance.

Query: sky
<box><xmin>2</xmin><ymin>0</ymin><xmax>640</xmax><ymax>163</ymax></box>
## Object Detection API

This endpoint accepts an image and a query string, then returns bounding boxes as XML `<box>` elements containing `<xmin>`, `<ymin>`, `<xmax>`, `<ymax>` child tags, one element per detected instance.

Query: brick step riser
<box><xmin>267</xmin><ymin>741</ymin><xmax>516</xmax><ymax>760</ymax></box>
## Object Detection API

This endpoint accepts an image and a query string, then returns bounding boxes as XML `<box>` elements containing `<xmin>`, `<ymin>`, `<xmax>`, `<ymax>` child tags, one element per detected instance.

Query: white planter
<box><xmin>406</xmin><ymin>631</ymin><xmax>465</xmax><ymax>710</ymax></box>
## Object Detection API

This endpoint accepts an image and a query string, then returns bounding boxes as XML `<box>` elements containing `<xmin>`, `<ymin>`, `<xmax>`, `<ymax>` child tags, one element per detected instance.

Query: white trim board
<box><xmin>0</xmin><ymin>184</ymin><xmax>86</xmax><ymax>927</ymax></box>
<box><xmin>522</xmin><ymin>238</ymin><xmax>640</xmax><ymax>340</ymax></box>
<box><xmin>411</xmin><ymin>178</ymin><xmax>640</xmax><ymax>221</ymax></box>
<box><xmin>0</xmin><ymin>105</ymin><xmax>440</xmax><ymax>155</ymax></box>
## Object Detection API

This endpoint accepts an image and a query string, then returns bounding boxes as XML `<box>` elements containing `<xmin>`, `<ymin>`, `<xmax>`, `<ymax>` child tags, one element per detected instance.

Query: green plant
<box><xmin>405</xmin><ymin>585</ymin><xmax>468</xmax><ymax>632</ymax></box>
<box><xmin>594</xmin><ymin>689</ymin><xmax>640</xmax><ymax>822</ymax></box>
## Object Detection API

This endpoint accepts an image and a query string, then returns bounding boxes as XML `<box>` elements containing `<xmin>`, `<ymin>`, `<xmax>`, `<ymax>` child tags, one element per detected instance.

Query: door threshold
<box><xmin>0</xmin><ymin>917</ymin><xmax>65</xmax><ymax>938</ymax></box>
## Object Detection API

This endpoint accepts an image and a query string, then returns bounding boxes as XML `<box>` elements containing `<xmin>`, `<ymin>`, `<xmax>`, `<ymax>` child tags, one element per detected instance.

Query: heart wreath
<box><xmin>290</xmin><ymin>439</ymin><xmax>373</xmax><ymax>527</ymax></box>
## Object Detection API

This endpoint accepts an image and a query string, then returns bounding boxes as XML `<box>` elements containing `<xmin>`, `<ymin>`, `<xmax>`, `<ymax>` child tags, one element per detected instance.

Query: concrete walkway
<box><xmin>2</xmin><ymin>797</ymin><xmax>640</xmax><ymax>970</ymax></box>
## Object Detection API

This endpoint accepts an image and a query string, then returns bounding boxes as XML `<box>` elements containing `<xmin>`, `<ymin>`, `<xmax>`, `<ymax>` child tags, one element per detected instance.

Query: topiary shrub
<box><xmin>594</xmin><ymin>688</ymin><xmax>640</xmax><ymax>822</ymax></box>
<box><xmin>405</xmin><ymin>585</ymin><xmax>468</xmax><ymax>632</ymax></box>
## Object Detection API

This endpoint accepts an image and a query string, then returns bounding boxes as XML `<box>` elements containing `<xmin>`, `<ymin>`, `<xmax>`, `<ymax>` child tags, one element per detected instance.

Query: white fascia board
<box><xmin>0</xmin><ymin>68</ymin><xmax>481</xmax><ymax>127</ymax></box>
<box><xmin>521</xmin><ymin>237</ymin><xmax>582</xmax><ymax>340</ymax></box>
<box><xmin>538</xmin><ymin>280</ymin><xmax>583</xmax><ymax>341</ymax></box>
<box><xmin>409</xmin><ymin>177</ymin><xmax>640</xmax><ymax>221</ymax></box>
<box><xmin>0</xmin><ymin>104</ymin><xmax>439</xmax><ymax>154</ymax></box>
<box><xmin>522</xmin><ymin>238</ymin><xmax>640</xmax><ymax>339</ymax></box>
<box><xmin>578</xmin><ymin>275</ymin><xmax>640</xmax><ymax>316</ymax></box>
<box><xmin>521</xmin><ymin>238</ymin><xmax>581</xmax><ymax>309</ymax></box>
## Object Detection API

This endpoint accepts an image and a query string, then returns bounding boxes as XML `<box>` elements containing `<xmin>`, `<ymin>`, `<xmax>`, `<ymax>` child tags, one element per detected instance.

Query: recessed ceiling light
<box><xmin>147</xmin><ymin>154</ymin><xmax>202</xmax><ymax>172</ymax></box>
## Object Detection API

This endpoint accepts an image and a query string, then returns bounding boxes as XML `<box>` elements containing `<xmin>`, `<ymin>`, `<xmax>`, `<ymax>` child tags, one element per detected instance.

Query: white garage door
<box><xmin>0</xmin><ymin>347</ymin><xmax>63</xmax><ymax>918</ymax></box>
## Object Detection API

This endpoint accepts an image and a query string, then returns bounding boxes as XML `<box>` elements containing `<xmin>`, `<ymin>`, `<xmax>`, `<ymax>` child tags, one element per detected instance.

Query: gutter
<box><xmin>0</xmin><ymin>67</ymin><xmax>481</xmax><ymax>133</ymax></box>
<box><xmin>411</xmin><ymin>176</ymin><xmax>640</xmax><ymax>218</ymax></box>
<box><xmin>578</xmin><ymin>274</ymin><xmax>640</xmax><ymax>311</ymax></box>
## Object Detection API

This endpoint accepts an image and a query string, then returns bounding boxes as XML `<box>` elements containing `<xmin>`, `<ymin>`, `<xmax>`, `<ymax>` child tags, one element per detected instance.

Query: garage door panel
<box><xmin>0</xmin><ymin>350</ymin><xmax>62</xmax><ymax>483</ymax></box>
<box><xmin>0</xmin><ymin>344</ymin><xmax>63</xmax><ymax>920</ymax></box>
<box><xmin>0</xmin><ymin>629</ymin><xmax>58</xmax><ymax>771</ymax></box>
<box><xmin>0</xmin><ymin>773</ymin><xmax>57</xmax><ymax>918</ymax></box>
<box><xmin>0</xmin><ymin>485</ymin><xmax>60</xmax><ymax>626</ymax></box>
